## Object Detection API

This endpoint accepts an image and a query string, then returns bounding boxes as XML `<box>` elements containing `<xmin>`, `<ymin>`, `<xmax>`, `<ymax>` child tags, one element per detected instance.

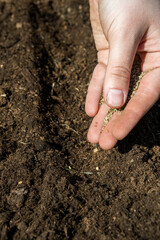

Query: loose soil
<box><xmin>0</xmin><ymin>1</ymin><xmax>160</xmax><ymax>239</ymax></box>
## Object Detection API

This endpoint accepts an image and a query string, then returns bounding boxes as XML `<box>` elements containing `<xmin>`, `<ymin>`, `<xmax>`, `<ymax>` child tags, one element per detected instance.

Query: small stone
<box><xmin>78</xmin><ymin>5</ymin><xmax>82</xmax><ymax>11</ymax></box>
<box><xmin>67</xmin><ymin>7</ymin><xmax>71</xmax><ymax>13</ymax></box>
<box><xmin>93</xmin><ymin>148</ymin><xmax>98</xmax><ymax>153</ymax></box>
<box><xmin>16</xmin><ymin>22</ymin><xmax>22</xmax><ymax>29</ymax></box>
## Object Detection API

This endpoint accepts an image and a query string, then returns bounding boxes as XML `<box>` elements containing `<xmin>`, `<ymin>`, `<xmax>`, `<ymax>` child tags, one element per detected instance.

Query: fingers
<box><xmin>85</xmin><ymin>63</ymin><xmax>106</xmax><ymax>117</ymax></box>
<box><xmin>87</xmin><ymin>103</ymin><xmax>110</xmax><ymax>144</ymax></box>
<box><xmin>103</xmin><ymin>36</ymin><xmax>138</xmax><ymax>109</ymax></box>
<box><xmin>99</xmin><ymin>2</ymin><xmax>146</xmax><ymax>109</ymax></box>
<box><xmin>89</xmin><ymin>0</ymin><xmax>108</xmax><ymax>51</ymax></box>
<box><xmin>99</xmin><ymin>113</ymin><xmax>118</xmax><ymax>150</ymax></box>
<box><xmin>113</xmin><ymin>68</ymin><xmax>160</xmax><ymax>140</ymax></box>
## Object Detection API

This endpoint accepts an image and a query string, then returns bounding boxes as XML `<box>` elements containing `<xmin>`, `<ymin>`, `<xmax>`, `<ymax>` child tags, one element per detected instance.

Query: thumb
<box><xmin>104</xmin><ymin>36</ymin><xmax>138</xmax><ymax>108</ymax></box>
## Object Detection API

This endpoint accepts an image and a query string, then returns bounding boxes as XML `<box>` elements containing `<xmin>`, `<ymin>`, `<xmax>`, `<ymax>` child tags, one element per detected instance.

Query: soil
<box><xmin>0</xmin><ymin>0</ymin><xmax>160</xmax><ymax>239</ymax></box>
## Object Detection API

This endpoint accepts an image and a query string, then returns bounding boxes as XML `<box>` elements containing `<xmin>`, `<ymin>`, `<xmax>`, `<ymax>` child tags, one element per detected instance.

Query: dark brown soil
<box><xmin>0</xmin><ymin>1</ymin><xmax>160</xmax><ymax>239</ymax></box>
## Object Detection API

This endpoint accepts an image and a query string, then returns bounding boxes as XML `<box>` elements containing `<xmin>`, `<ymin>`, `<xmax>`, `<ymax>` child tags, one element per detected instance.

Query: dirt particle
<box><xmin>94</xmin><ymin>122</ymin><xmax>98</xmax><ymax>127</ymax></box>
<box><xmin>34</xmin><ymin>138</ymin><xmax>48</xmax><ymax>151</ymax></box>
<box><xmin>7</xmin><ymin>185</ymin><xmax>28</xmax><ymax>209</ymax></box>
<box><xmin>17</xmin><ymin>221</ymin><xmax>27</xmax><ymax>231</ymax></box>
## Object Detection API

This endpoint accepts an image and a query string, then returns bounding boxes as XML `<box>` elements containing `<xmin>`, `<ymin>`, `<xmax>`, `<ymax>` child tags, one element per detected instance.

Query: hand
<box><xmin>85</xmin><ymin>0</ymin><xmax>160</xmax><ymax>149</ymax></box>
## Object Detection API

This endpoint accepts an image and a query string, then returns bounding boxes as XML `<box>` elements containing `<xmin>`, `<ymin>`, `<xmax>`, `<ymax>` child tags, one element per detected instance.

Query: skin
<box><xmin>85</xmin><ymin>0</ymin><xmax>160</xmax><ymax>150</ymax></box>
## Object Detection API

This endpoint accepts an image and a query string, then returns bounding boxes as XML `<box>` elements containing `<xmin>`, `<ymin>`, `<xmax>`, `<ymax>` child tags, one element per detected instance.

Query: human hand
<box><xmin>85</xmin><ymin>0</ymin><xmax>160</xmax><ymax>149</ymax></box>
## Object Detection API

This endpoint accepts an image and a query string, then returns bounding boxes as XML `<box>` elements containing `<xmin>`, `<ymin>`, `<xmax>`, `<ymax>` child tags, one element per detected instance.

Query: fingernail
<box><xmin>107</xmin><ymin>89</ymin><xmax>124</xmax><ymax>107</ymax></box>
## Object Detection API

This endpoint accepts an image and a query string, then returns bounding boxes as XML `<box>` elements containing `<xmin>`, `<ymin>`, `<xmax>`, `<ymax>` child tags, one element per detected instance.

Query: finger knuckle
<box><xmin>110</xmin><ymin>66</ymin><xmax>130</xmax><ymax>82</ymax></box>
